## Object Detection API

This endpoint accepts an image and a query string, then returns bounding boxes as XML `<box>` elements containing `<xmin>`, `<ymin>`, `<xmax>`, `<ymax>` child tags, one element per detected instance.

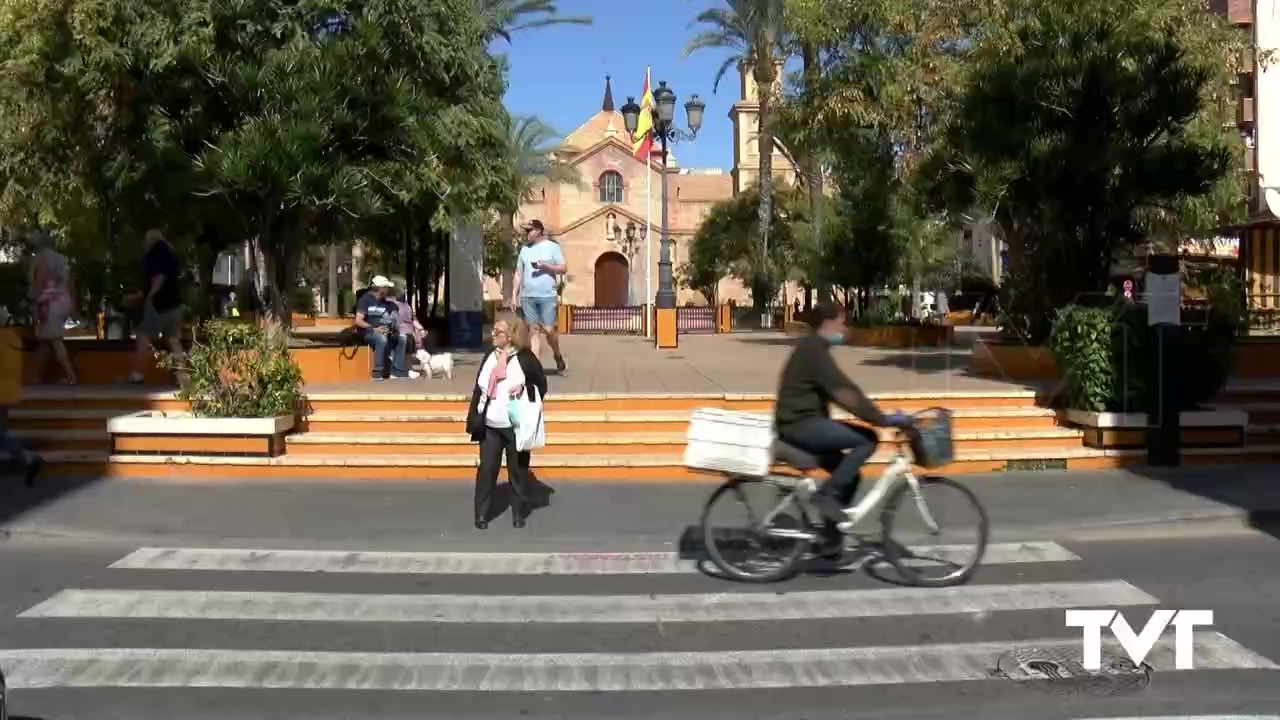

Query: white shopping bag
<box><xmin>515</xmin><ymin>393</ymin><xmax>546</xmax><ymax>452</ymax></box>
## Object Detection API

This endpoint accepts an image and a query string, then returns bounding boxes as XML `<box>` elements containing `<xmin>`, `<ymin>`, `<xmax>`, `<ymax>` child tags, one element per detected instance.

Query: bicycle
<box><xmin>697</xmin><ymin>408</ymin><xmax>989</xmax><ymax>585</ymax></box>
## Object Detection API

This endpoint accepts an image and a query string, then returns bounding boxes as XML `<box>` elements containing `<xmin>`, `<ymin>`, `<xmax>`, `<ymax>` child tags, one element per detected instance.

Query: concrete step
<box><xmin>11</xmin><ymin>429</ymin><xmax>111</xmax><ymax>452</ymax></box>
<box><xmin>298</xmin><ymin>390</ymin><xmax>1045</xmax><ymax>415</ymax></box>
<box><xmin>301</xmin><ymin>406</ymin><xmax>1065</xmax><ymax>435</ymax></box>
<box><xmin>1219</xmin><ymin>402</ymin><xmax>1280</xmax><ymax>425</ymax></box>
<box><xmin>14</xmin><ymin>443</ymin><xmax>1280</xmax><ymax>481</ymax></box>
<box><xmin>7</xmin><ymin>409</ymin><xmax>123</xmax><ymax>431</ymax></box>
<box><xmin>283</xmin><ymin>428</ymin><xmax>1089</xmax><ymax>457</ymax></box>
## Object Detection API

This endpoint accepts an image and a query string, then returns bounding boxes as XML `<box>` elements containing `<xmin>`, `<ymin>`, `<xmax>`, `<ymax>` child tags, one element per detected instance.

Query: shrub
<box><xmin>1050</xmin><ymin>306</ymin><xmax>1115</xmax><ymax>412</ymax></box>
<box><xmin>850</xmin><ymin>296</ymin><xmax>899</xmax><ymax>327</ymax></box>
<box><xmin>339</xmin><ymin>289</ymin><xmax>357</xmax><ymax>316</ymax></box>
<box><xmin>1053</xmin><ymin>294</ymin><xmax>1241</xmax><ymax>413</ymax></box>
<box><xmin>162</xmin><ymin>320</ymin><xmax>304</xmax><ymax>418</ymax></box>
<box><xmin>0</xmin><ymin>262</ymin><xmax>30</xmax><ymax>325</ymax></box>
<box><xmin>290</xmin><ymin>286</ymin><xmax>317</xmax><ymax>315</ymax></box>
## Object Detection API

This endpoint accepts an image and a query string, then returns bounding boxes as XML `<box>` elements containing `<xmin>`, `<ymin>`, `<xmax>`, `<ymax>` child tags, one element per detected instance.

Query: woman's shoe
<box><xmin>512</xmin><ymin>517</ymin><xmax>527</xmax><ymax>529</ymax></box>
<box><xmin>474</xmin><ymin>520</ymin><xmax>488</xmax><ymax>530</ymax></box>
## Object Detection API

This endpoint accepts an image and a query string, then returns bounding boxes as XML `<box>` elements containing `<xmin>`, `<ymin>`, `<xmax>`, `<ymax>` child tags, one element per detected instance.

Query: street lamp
<box><xmin>621</xmin><ymin>82</ymin><xmax>704</xmax><ymax>313</ymax></box>
<box><xmin>613</xmin><ymin>221</ymin><xmax>645</xmax><ymax>305</ymax></box>
<box><xmin>607</xmin><ymin>218</ymin><xmax>647</xmax><ymax>304</ymax></box>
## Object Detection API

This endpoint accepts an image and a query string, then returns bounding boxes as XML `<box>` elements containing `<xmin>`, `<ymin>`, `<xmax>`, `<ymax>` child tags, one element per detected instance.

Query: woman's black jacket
<box><xmin>465</xmin><ymin>348</ymin><xmax>548</xmax><ymax>441</ymax></box>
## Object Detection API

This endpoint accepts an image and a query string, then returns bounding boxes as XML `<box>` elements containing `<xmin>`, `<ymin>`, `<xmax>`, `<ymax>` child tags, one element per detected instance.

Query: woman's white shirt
<box><xmin>476</xmin><ymin>348</ymin><xmax>525</xmax><ymax>429</ymax></box>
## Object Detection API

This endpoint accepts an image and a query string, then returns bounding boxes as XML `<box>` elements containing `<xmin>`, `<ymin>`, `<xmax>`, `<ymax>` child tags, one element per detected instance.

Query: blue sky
<box><xmin>498</xmin><ymin>0</ymin><xmax>740</xmax><ymax>171</ymax></box>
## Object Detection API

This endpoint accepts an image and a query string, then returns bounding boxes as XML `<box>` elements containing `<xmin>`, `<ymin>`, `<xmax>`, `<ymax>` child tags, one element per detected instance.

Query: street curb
<box><xmin>3</xmin><ymin>508</ymin><xmax>1277</xmax><ymax>551</ymax></box>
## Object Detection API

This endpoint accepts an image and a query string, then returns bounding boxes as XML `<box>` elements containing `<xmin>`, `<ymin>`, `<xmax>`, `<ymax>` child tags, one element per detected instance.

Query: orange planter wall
<box><xmin>1233</xmin><ymin>338</ymin><xmax>1280</xmax><ymax>378</ymax></box>
<box><xmin>22</xmin><ymin>343</ymin><xmax>370</xmax><ymax>386</ymax></box>
<box><xmin>971</xmin><ymin>339</ymin><xmax>1061</xmax><ymax>380</ymax></box>
<box><xmin>847</xmin><ymin>326</ymin><xmax>954</xmax><ymax>348</ymax></box>
<box><xmin>289</xmin><ymin>345</ymin><xmax>372</xmax><ymax>384</ymax></box>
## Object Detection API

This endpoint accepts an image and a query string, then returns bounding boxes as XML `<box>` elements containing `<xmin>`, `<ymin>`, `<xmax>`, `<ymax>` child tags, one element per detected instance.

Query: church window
<box><xmin>599</xmin><ymin>171</ymin><xmax>624</xmax><ymax>203</ymax></box>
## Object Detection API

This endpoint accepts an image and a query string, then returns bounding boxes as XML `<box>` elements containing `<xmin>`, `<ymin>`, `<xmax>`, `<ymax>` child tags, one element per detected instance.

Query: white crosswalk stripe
<box><xmin>1</xmin><ymin>540</ymin><xmax>1276</xmax><ymax>698</ymax></box>
<box><xmin>108</xmin><ymin>541</ymin><xmax>1080</xmax><ymax>575</ymax></box>
<box><xmin>0</xmin><ymin>634</ymin><xmax>1271</xmax><ymax>692</ymax></box>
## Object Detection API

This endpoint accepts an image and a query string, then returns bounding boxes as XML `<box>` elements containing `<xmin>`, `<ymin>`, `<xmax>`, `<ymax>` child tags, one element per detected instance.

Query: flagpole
<box><xmin>645</xmin><ymin>66</ymin><xmax>653</xmax><ymax>338</ymax></box>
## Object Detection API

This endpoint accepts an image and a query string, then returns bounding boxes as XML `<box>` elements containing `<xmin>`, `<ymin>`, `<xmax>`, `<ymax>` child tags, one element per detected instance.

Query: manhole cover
<box><xmin>991</xmin><ymin>646</ymin><xmax>1151</xmax><ymax>696</ymax></box>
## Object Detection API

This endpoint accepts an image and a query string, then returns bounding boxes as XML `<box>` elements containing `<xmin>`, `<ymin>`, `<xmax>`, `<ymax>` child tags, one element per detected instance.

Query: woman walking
<box><xmin>27</xmin><ymin>230</ymin><xmax>77</xmax><ymax>385</ymax></box>
<box><xmin>466</xmin><ymin>315</ymin><xmax>546</xmax><ymax>529</ymax></box>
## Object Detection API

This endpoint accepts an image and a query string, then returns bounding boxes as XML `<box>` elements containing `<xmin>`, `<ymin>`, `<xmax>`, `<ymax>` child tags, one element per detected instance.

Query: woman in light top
<box><xmin>465</xmin><ymin>314</ymin><xmax>546</xmax><ymax>529</ymax></box>
<box><xmin>27</xmin><ymin>230</ymin><xmax>77</xmax><ymax>385</ymax></box>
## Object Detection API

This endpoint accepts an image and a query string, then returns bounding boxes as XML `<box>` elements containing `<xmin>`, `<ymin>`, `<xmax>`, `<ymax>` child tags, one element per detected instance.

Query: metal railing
<box><xmin>729</xmin><ymin>304</ymin><xmax>785</xmax><ymax>332</ymax></box>
<box><xmin>677</xmin><ymin>305</ymin><xmax>716</xmax><ymax>334</ymax></box>
<box><xmin>569</xmin><ymin>306</ymin><xmax>644</xmax><ymax>335</ymax></box>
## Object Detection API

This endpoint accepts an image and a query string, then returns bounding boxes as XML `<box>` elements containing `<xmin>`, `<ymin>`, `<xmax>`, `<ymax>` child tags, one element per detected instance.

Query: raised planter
<box><xmin>289</xmin><ymin>344</ymin><xmax>371</xmax><ymax>384</ymax></box>
<box><xmin>847</xmin><ymin>325</ymin><xmax>954</xmax><ymax>348</ymax></box>
<box><xmin>291</xmin><ymin>313</ymin><xmax>317</xmax><ymax>328</ymax></box>
<box><xmin>1060</xmin><ymin>408</ymin><xmax>1248</xmax><ymax>450</ymax></box>
<box><xmin>971</xmin><ymin>338</ymin><xmax>1061</xmax><ymax>380</ymax></box>
<box><xmin>22</xmin><ymin>340</ymin><xmax>371</xmax><ymax>386</ymax></box>
<box><xmin>108</xmin><ymin>411</ymin><xmax>295</xmax><ymax>457</ymax></box>
<box><xmin>1233</xmin><ymin>336</ymin><xmax>1280</xmax><ymax>378</ymax></box>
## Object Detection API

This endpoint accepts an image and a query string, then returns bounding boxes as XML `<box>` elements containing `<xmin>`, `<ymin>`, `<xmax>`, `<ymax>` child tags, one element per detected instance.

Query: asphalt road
<box><xmin>0</xmin><ymin>526</ymin><xmax>1279</xmax><ymax>720</ymax></box>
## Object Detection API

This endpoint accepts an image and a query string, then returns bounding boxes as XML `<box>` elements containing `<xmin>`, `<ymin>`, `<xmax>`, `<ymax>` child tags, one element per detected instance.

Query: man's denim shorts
<box><xmin>520</xmin><ymin>296</ymin><xmax>558</xmax><ymax>327</ymax></box>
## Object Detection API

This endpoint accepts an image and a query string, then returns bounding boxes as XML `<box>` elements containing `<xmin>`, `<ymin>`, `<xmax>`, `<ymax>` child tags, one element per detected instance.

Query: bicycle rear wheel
<box><xmin>880</xmin><ymin>475</ymin><xmax>989</xmax><ymax>587</ymax></box>
<box><xmin>701</xmin><ymin>477</ymin><xmax>812</xmax><ymax>583</ymax></box>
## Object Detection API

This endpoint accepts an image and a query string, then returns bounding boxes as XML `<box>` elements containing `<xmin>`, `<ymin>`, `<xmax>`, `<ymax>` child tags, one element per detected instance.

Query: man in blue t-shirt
<box><xmin>511</xmin><ymin>220</ymin><xmax>567</xmax><ymax>373</ymax></box>
<box><xmin>355</xmin><ymin>275</ymin><xmax>408</xmax><ymax>381</ymax></box>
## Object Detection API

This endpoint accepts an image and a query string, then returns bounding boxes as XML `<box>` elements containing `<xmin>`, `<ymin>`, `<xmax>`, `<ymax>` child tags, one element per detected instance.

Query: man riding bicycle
<box><xmin>774</xmin><ymin>301</ymin><xmax>911</xmax><ymax>554</ymax></box>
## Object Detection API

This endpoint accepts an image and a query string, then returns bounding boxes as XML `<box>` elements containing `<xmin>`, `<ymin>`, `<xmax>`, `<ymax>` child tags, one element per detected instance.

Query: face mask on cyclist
<box><xmin>826</xmin><ymin>332</ymin><xmax>845</xmax><ymax>346</ymax></box>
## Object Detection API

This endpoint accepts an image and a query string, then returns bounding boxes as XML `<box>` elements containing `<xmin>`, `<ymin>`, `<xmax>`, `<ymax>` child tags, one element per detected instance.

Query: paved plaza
<box><xmin>303</xmin><ymin>331</ymin><xmax>1048</xmax><ymax>396</ymax></box>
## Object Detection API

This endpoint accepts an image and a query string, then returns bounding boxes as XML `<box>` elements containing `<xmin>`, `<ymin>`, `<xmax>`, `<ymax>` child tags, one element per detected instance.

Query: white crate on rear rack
<box><xmin>683</xmin><ymin>407</ymin><xmax>775</xmax><ymax>477</ymax></box>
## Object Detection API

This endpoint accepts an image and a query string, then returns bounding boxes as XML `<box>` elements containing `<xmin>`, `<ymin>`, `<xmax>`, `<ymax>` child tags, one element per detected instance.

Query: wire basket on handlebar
<box><xmin>906</xmin><ymin>407</ymin><xmax>954</xmax><ymax>468</ymax></box>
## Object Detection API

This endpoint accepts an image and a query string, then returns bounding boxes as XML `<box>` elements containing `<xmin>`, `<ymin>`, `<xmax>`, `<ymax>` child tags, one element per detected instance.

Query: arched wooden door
<box><xmin>593</xmin><ymin>252</ymin><xmax>630</xmax><ymax>307</ymax></box>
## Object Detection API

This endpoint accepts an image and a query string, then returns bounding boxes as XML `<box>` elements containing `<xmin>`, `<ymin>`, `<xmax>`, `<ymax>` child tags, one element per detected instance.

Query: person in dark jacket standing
<box><xmin>466</xmin><ymin>314</ymin><xmax>547</xmax><ymax>529</ymax></box>
<box><xmin>125</xmin><ymin>229</ymin><xmax>185</xmax><ymax>385</ymax></box>
<box><xmin>774</xmin><ymin>302</ymin><xmax>911</xmax><ymax>554</ymax></box>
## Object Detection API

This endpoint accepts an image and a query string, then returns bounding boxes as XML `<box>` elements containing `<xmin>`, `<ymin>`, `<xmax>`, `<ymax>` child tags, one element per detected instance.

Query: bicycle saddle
<box><xmin>771</xmin><ymin>440</ymin><xmax>819</xmax><ymax>471</ymax></box>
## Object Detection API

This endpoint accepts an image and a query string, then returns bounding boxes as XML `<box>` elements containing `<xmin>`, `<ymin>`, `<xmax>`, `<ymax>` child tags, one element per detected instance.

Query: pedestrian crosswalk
<box><xmin>0</xmin><ymin>540</ymin><xmax>1276</xmax><ymax>698</ymax></box>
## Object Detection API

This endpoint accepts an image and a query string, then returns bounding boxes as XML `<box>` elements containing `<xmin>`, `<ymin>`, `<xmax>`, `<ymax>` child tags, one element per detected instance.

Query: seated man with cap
<box><xmin>355</xmin><ymin>275</ymin><xmax>409</xmax><ymax>381</ymax></box>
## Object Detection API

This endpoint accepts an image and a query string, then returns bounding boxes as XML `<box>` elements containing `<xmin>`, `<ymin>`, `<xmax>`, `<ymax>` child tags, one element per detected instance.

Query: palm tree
<box><xmin>686</xmin><ymin>0</ymin><xmax>786</xmax><ymax>310</ymax></box>
<box><xmin>476</xmin><ymin>0</ymin><xmax>592</xmax><ymax>43</ymax></box>
<box><xmin>498</xmin><ymin>112</ymin><xmax>582</xmax><ymax>302</ymax></box>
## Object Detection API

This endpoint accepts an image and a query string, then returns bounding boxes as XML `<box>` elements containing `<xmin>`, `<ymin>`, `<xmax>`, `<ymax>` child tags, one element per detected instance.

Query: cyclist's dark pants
<box><xmin>778</xmin><ymin>417</ymin><xmax>879</xmax><ymax>524</ymax></box>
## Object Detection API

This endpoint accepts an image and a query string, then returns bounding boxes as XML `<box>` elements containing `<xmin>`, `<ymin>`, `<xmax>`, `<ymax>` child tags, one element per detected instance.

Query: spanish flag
<box><xmin>632</xmin><ymin>69</ymin><xmax>655</xmax><ymax>160</ymax></box>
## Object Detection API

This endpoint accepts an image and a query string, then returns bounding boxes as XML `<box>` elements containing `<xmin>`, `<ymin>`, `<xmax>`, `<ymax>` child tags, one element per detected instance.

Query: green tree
<box><xmin>476</xmin><ymin>0</ymin><xmax>592</xmax><ymax>43</ymax></box>
<box><xmin>820</xmin><ymin>132</ymin><xmax>903</xmax><ymax>312</ymax></box>
<box><xmin>782</xmin><ymin>0</ymin><xmax>987</xmax><ymax>312</ymax></box>
<box><xmin>687</xmin><ymin>0</ymin><xmax>788</xmax><ymax>310</ymax></box>
<box><xmin>922</xmin><ymin>0</ymin><xmax>1238</xmax><ymax>342</ymax></box>
<box><xmin>0</xmin><ymin>0</ymin><xmax>231</xmax><ymax>310</ymax></box>
<box><xmin>684</xmin><ymin>184</ymin><xmax>807</xmax><ymax>307</ymax></box>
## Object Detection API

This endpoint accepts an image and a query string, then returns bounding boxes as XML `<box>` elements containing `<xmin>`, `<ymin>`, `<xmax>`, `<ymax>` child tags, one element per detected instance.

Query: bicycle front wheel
<box><xmin>880</xmin><ymin>475</ymin><xmax>989</xmax><ymax>587</ymax></box>
<box><xmin>701</xmin><ymin>477</ymin><xmax>812</xmax><ymax>583</ymax></box>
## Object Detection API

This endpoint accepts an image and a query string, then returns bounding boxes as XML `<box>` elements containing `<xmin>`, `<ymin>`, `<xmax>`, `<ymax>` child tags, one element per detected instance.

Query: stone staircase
<box><xmin>7</xmin><ymin>386</ymin><xmax>1280</xmax><ymax>480</ymax></box>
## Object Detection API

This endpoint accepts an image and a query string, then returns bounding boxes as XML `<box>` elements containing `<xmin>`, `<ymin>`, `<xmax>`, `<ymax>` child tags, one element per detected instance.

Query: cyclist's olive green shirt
<box><xmin>774</xmin><ymin>334</ymin><xmax>887</xmax><ymax>428</ymax></box>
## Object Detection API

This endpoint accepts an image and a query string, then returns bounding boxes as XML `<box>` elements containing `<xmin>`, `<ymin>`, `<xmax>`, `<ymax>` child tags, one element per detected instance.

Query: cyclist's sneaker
<box><xmin>814</xmin><ymin>525</ymin><xmax>844</xmax><ymax>559</ymax></box>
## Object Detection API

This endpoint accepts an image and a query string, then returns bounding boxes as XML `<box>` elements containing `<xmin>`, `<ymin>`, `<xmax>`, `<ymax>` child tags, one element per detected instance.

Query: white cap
<box><xmin>371</xmin><ymin>275</ymin><xmax>395</xmax><ymax>288</ymax></box>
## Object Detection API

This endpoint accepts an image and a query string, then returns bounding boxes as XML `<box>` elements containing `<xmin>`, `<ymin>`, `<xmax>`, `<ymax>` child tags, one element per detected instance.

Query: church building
<box><xmin>486</xmin><ymin>64</ymin><xmax>799</xmax><ymax>308</ymax></box>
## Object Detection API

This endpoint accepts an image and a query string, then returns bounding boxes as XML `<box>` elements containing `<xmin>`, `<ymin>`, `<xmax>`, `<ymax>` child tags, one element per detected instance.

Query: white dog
<box><xmin>414</xmin><ymin>349</ymin><xmax>454</xmax><ymax>379</ymax></box>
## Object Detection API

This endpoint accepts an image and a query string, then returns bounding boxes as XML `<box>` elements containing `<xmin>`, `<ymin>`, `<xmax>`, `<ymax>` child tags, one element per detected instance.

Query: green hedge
<box><xmin>1051</xmin><ymin>297</ymin><xmax>1243</xmax><ymax>413</ymax></box>
<box><xmin>1050</xmin><ymin>306</ymin><xmax>1115</xmax><ymax>412</ymax></box>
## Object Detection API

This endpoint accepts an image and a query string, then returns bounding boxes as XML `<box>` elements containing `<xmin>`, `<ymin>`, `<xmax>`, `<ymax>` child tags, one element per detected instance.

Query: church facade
<box><xmin>487</xmin><ymin>65</ymin><xmax>798</xmax><ymax>308</ymax></box>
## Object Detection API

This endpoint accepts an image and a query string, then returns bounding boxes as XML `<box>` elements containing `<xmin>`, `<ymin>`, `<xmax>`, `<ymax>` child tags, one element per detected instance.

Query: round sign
<box><xmin>1123</xmin><ymin>279</ymin><xmax>1134</xmax><ymax>298</ymax></box>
